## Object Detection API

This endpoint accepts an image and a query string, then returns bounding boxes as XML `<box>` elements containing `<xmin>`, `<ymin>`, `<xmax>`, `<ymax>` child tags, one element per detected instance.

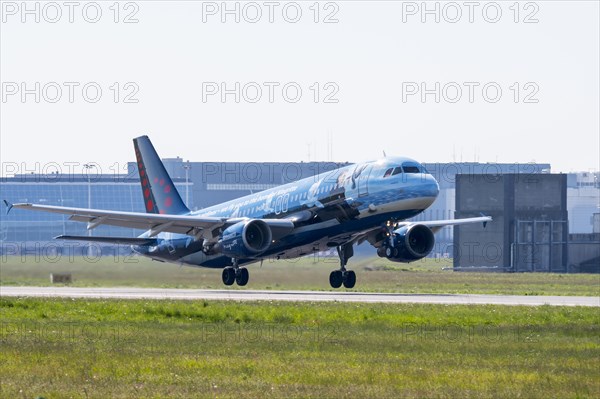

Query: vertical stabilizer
<box><xmin>133</xmin><ymin>136</ymin><xmax>190</xmax><ymax>215</ymax></box>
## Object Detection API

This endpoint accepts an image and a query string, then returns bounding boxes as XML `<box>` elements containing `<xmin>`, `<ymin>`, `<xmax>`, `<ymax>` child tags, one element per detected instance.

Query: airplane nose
<box><xmin>432</xmin><ymin>176</ymin><xmax>440</xmax><ymax>197</ymax></box>
<box><xmin>425</xmin><ymin>174</ymin><xmax>439</xmax><ymax>198</ymax></box>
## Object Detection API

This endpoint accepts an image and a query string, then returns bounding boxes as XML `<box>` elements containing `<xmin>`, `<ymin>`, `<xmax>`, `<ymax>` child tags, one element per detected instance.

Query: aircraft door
<box><xmin>356</xmin><ymin>164</ymin><xmax>372</xmax><ymax>197</ymax></box>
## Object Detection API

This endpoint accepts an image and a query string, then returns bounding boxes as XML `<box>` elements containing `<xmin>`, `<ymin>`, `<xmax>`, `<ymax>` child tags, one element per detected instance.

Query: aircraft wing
<box><xmin>4</xmin><ymin>202</ymin><xmax>294</xmax><ymax>240</ymax></box>
<box><xmin>397</xmin><ymin>216</ymin><xmax>492</xmax><ymax>233</ymax></box>
<box><xmin>361</xmin><ymin>215</ymin><xmax>492</xmax><ymax>250</ymax></box>
<box><xmin>56</xmin><ymin>235</ymin><xmax>160</xmax><ymax>246</ymax></box>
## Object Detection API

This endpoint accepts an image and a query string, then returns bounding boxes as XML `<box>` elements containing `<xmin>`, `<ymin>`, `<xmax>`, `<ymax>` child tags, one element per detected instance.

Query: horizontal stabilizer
<box><xmin>55</xmin><ymin>235</ymin><xmax>158</xmax><ymax>246</ymax></box>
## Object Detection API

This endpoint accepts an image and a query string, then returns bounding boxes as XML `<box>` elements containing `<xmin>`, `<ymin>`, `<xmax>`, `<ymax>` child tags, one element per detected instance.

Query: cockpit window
<box><xmin>402</xmin><ymin>162</ymin><xmax>422</xmax><ymax>173</ymax></box>
<box><xmin>385</xmin><ymin>163</ymin><xmax>426</xmax><ymax>176</ymax></box>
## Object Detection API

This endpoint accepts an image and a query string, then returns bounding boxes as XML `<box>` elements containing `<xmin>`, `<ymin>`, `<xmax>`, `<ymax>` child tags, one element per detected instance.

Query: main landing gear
<box><xmin>329</xmin><ymin>243</ymin><xmax>356</xmax><ymax>289</ymax></box>
<box><xmin>222</xmin><ymin>259</ymin><xmax>249</xmax><ymax>286</ymax></box>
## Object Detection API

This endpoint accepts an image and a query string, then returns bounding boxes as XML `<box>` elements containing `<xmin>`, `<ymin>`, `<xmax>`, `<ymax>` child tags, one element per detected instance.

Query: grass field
<box><xmin>1</xmin><ymin>297</ymin><xmax>598</xmax><ymax>398</ymax></box>
<box><xmin>1</xmin><ymin>255</ymin><xmax>599</xmax><ymax>296</ymax></box>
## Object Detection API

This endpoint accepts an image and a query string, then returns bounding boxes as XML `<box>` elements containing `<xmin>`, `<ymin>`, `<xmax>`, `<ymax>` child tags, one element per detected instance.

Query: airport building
<box><xmin>2</xmin><ymin>158</ymin><xmax>598</xmax><ymax>272</ymax></box>
<box><xmin>0</xmin><ymin>160</ymin><xmax>346</xmax><ymax>255</ymax></box>
<box><xmin>454</xmin><ymin>174</ymin><xmax>569</xmax><ymax>272</ymax></box>
<box><xmin>412</xmin><ymin>162</ymin><xmax>551</xmax><ymax>255</ymax></box>
<box><xmin>454</xmin><ymin>174</ymin><xmax>600</xmax><ymax>273</ymax></box>
<box><xmin>567</xmin><ymin>172</ymin><xmax>600</xmax><ymax>234</ymax></box>
<box><xmin>0</xmin><ymin>173</ymin><xmax>190</xmax><ymax>255</ymax></box>
<box><xmin>130</xmin><ymin>158</ymin><xmax>350</xmax><ymax>210</ymax></box>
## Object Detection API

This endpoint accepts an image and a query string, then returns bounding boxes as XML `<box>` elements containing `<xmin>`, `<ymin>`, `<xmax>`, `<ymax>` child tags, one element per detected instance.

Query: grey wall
<box><xmin>454</xmin><ymin>174</ymin><xmax>568</xmax><ymax>272</ymax></box>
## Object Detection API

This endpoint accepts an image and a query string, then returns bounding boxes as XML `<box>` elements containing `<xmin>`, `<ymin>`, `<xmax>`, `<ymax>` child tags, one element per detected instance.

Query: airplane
<box><xmin>4</xmin><ymin>136</ymin><xmax>491</xmax><ymax>288</ymax></box>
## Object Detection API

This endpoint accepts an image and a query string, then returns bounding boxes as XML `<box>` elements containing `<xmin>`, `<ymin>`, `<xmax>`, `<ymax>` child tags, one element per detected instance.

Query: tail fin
<box><xmin>133</xmin><ymin>135</ymin><xmax>190</xmax><ymax>215</ymax></box>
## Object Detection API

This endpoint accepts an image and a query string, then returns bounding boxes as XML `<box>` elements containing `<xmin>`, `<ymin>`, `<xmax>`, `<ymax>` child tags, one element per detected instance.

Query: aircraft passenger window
<box><xmin>392</xmin><ymin>167</ymin><xmax>402</xmax><ymax>176</ymax></box>
<box><xmin>383</xmin><ymin>168</ymin><xmax>393</xmax><ymax>177</ymax></box>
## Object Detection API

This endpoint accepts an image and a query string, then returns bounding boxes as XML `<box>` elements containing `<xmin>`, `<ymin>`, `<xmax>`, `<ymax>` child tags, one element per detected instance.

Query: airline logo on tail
<box><xmin>133</xmin><ymin>136</ymin><xmax>190</xmax><ymax>215</ymax></box>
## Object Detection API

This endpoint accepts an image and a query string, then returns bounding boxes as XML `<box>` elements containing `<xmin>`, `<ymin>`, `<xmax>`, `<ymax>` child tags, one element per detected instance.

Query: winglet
<box><xmin>480</xmin><ymin>213</ymin><xmax>489</xmax><ymax>228</ymax></box>
<box><xmin>3</xmin><ymin>200</ymin><xmax>13</xmax><ymax>214</ymax></box>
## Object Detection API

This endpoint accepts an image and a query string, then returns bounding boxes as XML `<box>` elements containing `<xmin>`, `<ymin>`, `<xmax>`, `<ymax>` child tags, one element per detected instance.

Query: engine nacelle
<box><xmin>385</xmin><ymin>224</ymin><xmax>435</xmax><ymax>262</ymax></box>
<box><xmin>217</xmin><ymin>219</ymin><xmax>272</xmax><ymax>258</ymax></box>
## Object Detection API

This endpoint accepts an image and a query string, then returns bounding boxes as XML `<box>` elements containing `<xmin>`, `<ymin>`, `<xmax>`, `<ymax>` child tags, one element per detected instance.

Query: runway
<box><xmin>1</xmin><ymin>286</ymin><xmax>598</xmax><ymax>306</ymax></box>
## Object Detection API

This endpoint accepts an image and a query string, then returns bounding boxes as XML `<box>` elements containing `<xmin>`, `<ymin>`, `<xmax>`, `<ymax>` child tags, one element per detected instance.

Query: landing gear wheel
<box><xmin>222</xmin><ymin>267</ymin><xmax>236</xmax><ymax>286</ymax></box>
<box><xmin>329</xmin><ymin>270</ymin><xmax>343</xmax><ymax>288</ymax></box>
<box><xmin>343</xmin><ymin>270</ymin><xmax>356</xmax><ymax>289</ymax></box>
<box><xmin>236</xmin><ymin>267</ymin><xmax>249</xmax><ymax>286</ymax></box>
<box><xmin>331</xmin><ymin>243</ymin><xmax>356</xmax><ymax>289</ymax></box>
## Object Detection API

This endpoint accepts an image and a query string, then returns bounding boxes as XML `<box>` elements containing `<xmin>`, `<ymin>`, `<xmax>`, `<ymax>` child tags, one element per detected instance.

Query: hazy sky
<box><xmin>1</xmin><ymin>1</ymin><xmax>599</xmax><ymax>177</ymax></box>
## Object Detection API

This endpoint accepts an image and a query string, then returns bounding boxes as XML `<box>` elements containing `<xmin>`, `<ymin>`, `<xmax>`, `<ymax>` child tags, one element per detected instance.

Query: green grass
<box><xmin>1</xmin><ymin>297</ymin><xmax>599</xmax><ymax>398</ymax></box>
<box><xmin>1</xmin><ymin>255</ymin><xmax>599</xmax><ymax>296</ymax></box>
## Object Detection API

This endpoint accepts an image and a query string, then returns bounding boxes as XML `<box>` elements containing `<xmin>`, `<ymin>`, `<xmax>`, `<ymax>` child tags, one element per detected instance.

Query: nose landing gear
<box><xmin>376</xmin><ymin>219</ymin><xmax>400</xmax><ymax>259</ymax></box>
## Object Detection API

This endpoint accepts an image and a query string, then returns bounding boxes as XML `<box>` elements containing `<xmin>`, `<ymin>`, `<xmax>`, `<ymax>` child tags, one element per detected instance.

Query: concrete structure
<box><xmin>568</xmin><ymin>233</ymin><xmax>600</xmax><ymax>273</ymax></box>
<box><xmin>454</xmin><ymin>174</ymin><xmax>569</xmax><ymax>272</ymax></box>
<box><xmin>415</xmin><ymin>162</ymin><xmax>551</xmax><ymax>256</ymax></box>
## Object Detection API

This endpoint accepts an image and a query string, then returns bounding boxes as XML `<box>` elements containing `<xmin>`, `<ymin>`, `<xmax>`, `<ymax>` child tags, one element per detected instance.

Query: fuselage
<box><xmin>135</xmin><ymin>156</ymin><xmax>439</xmax><ymax>267</ymax></box>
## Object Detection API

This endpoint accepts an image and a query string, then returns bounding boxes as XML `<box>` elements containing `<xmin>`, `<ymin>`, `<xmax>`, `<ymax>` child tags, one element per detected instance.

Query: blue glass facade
<box><xmin>1</xmin><ymin>176</ymin><xmax>189</xmax><ymax>246</ymax></box>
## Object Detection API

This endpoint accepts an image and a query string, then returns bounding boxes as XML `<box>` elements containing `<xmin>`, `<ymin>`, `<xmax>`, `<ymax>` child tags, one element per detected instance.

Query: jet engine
<box><xmin>217</xmin><ymin>219</ymin><xmax>272</xmax><ymax>258</ymax></box>
<box><xmin>382</xmin><ymin>224</ymin><xmax>435</xmax><ymax>262</ymax></box>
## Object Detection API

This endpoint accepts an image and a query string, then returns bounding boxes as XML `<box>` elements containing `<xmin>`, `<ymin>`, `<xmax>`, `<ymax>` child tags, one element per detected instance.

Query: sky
<box><xmin>1</xmin><ymin>1</ymin><xmax>599</xmax><ymax>177</ymax></box>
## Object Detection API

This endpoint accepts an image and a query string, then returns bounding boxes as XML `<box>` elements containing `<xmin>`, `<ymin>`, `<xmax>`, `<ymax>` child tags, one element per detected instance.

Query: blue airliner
<box><xmin>5</xmin><ymin>136</ymin><xmax>490</xmax><ymax>288</ymax></box>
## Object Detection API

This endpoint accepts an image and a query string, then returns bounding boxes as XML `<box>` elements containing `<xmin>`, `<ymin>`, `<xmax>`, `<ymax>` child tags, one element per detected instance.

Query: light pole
<box><xmin>183</xmin><ymin>161</ymin><xmax>191</xmax><ymax>208</ymax></box>
<box><xmin>83</xmin><ymin>163</ymin><xmax>94</xmax><ymax>257</ymax></box>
